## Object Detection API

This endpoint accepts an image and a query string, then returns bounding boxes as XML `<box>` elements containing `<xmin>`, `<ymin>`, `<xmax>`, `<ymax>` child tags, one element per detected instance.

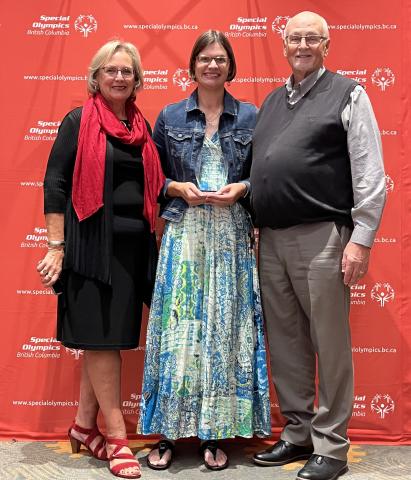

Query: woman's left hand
<box><xmin>37</xmin><ymin>249</ymin><xmax>64</xmax><ymax>288</ymax></box>
<box><xmin>205</xmin><ymin>183</ymin><xmax>247</xmax><ymax>207</ymax></box>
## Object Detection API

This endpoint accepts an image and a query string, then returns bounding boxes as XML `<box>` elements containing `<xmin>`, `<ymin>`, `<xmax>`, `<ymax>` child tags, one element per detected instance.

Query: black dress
<box><xmin>44</xmin><ymin>110</ymin><xmax>153</xmax><ymax>350</ymax></box>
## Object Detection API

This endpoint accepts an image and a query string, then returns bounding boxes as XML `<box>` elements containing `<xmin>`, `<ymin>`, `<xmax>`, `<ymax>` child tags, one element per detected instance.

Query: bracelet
<box><xmin>48</xmin><ymin>245</ymin><xmax>65</xmax><ymax>251</ymax></box>
<box><xmin>48</xmin><ymin>240</ymin><xmax>65</xmax><ymax>247</ymax></box>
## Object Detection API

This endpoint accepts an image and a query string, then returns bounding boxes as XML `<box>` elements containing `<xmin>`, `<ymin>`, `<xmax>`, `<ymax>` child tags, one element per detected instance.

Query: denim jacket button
<box><xmin>178</xmin><ymin>133</ymin><xmax>183</xmax><ymax>138</ymax></box>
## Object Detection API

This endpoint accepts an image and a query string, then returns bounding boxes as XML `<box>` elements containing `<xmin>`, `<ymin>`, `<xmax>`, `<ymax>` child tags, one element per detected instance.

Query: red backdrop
<box><xmin>0</xmin><ymin>0</ymin><xmax>410</xmax><ymax>442</ymax></box>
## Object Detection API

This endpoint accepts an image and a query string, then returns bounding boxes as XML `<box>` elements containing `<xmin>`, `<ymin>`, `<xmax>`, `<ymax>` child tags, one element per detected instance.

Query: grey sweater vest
<box><xmin>251</xmin><ymin>70</ymin><xmax>358</xmax><ymax>229</ymax></box>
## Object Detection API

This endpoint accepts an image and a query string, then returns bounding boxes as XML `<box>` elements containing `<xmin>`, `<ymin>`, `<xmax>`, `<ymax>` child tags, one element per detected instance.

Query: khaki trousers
<box><xmin>259</xmin><ymin>222</ymin><xmax>353</xmax><ymax>461</ymax></box>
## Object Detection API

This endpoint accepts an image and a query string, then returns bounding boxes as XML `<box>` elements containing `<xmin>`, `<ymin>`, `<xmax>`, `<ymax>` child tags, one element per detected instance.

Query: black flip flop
<box><xmin>146</xmin><ymin>439</ymin><xmax>175</xmax><ymax>470</ymax></box>
<box><xmin>200</xmin><ymin>440</ymin><xmax>229</xmax><ymax>471</ymax></box>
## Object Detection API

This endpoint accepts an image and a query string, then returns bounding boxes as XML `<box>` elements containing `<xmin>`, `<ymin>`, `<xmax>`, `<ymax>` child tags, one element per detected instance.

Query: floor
<box><xmin>0</xmin><ymin>438</ymin><xmax>410</xmax><ymax>479</ymax></box>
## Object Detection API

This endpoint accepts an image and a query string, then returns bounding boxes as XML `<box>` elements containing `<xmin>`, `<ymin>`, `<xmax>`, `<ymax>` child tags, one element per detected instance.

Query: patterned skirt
<box><xmin>138</xmin><ymin>202</ymin><xmax>271</xmax><ymax>440</ymax></box>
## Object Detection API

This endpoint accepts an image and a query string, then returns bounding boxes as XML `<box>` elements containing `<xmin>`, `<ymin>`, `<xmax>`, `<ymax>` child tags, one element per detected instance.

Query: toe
<box><xmin>216</xmin><ymin>449</ymin><xmax>227</xmax><ymax>467</ymax></box>
<box><xmin>205</xmin><ymin>450</ymin><xmax>217</xmax><ymax>466</ymax></box>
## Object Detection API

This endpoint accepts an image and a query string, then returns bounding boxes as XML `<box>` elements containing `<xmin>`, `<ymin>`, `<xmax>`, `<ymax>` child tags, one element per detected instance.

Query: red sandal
<box><xmin>68</xmin><ymin>421</ymin><xmax>107</xmax><ymax>460</ymax></box>
<box><xmin>106</xmin><ymin>438</ymin><xmax>141</xmax><ymax>479</ymax></box>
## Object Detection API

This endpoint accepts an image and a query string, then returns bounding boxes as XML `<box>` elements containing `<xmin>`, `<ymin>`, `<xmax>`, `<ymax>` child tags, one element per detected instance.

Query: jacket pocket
<box><xmin>232</xmin><ymin>132</ymin><xmax>252</xmax><ymax>163</ymax></box>
<box><xmin>166</xmin><ymin>130</ymin><xmax>193</xmax><ymax>162</ymax></box>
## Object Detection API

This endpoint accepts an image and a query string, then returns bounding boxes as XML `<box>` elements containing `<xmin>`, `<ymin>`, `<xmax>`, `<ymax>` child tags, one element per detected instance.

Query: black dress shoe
<box><xmin>296</xmin><ymin>455</ymin><xmax>348</xmax><ymax>480</ymax></box>
<box><xmin>253</xmin><ymin>440</ymin><xmax>314</xmax><ymax>466</ymax></box>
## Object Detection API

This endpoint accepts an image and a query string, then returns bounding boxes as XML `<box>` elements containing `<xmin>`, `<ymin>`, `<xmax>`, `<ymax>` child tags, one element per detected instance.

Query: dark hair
<box><xmin>189</xmin><ymin>30</ymin><xmax>237</xmax><ymax>82</ymax></box>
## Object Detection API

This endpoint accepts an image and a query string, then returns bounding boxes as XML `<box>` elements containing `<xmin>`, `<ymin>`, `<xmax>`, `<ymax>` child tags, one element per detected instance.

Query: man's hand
<box><xmin>342</xmin><ymin>241</ymin><xmax>371</xmax><ymax>286</ymax></box>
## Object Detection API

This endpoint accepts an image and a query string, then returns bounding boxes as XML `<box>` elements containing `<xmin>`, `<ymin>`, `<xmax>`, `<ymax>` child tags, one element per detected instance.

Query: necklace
<box><xmin>205</xmin><ymin>108</ymin><xmax>223</xmax><ymax>126</ymax></box>
<box><xmin>120</xmin><ymin>119</ymin><xmax>131</xmax><ymax>131</ymax></box>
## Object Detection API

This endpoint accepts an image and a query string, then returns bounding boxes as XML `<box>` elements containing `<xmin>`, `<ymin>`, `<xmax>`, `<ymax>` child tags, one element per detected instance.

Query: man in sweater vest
<box><xmin>251</xmin><ymin>11</ymin><xmax>386</xmax><ymax>480</ymax></box>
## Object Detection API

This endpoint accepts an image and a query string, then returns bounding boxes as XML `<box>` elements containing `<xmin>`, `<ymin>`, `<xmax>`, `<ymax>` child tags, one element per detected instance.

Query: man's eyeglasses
<box><xmin>286</xmin><ymin>35</ymin><xmax>327</xmax><ymax>46</ymax></box>
<box><xmin>197</xmin><ymin>55</ymin><xmax>228</xmax><ymax>65</ymax></box>
<box><xmin>101</xmin><ymin>66</ymin><xmax>134</xmax><ymax>78</ymax></box>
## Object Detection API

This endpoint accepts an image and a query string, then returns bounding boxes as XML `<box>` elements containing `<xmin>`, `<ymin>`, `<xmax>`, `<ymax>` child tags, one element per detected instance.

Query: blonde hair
<box><xmin>87</xmin><ymin>40</ymin><xmax>144</xmax><ymax>99</ymax></box>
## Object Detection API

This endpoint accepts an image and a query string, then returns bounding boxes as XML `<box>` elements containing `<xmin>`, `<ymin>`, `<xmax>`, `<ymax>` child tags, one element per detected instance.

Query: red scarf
<box><xmin>72</xmin><ymin>93</ymin><xmax>165</xmax><ymax>232</ymax></box>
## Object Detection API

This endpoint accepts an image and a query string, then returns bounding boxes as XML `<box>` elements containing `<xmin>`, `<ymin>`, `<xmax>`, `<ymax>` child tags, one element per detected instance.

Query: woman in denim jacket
<box><xmin>139</xmin><ymin>30</ymin><xmax>271</xmax><ymax>471</ymax></box>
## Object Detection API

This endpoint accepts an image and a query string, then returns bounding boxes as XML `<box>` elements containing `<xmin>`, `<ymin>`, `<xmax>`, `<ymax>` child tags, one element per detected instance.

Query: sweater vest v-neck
<box><xmin>251</xmin><ymin>70</ymin><xmax>358</xmax><ymax>229</ymax></box>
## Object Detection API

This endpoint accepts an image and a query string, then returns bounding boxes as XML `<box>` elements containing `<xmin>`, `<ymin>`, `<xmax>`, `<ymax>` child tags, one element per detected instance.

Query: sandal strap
<box><xmin>158</xmin><ymin>440</ymin><xmax>175</xmax><ymax>458</ymax></box>
<box><xmin>110</xmin><ymin>460</ymin><xmax>141</xmax><ymax>477</ymax></box>
<box><xmin>107</xmin><ymin>437</ymin><xmax>129</xmax><ymax>447</ymax></box>
<box><xmin>110</xmin><ymin>452</ymin><xmax>137</xmax><ymax>461</ymax></box>
<box><xmin>106</xmin><ymin>438</ymin><xmax>135</xmax><ymax>461</ymax></box>
<box><xmin>84</xmin><ymin>426</ymin><xmax>105</xmax><ymax>451</ymax></box>
<box><xmin>200</xmin><ymin>440</ymin><xmax>218</xmax><ymax>460</ymax></box>
<box><xmin>107</xmin><ymin>439</ymin><xmax>141</xmax><ymax>478</ymax></box>
<box><xmin>107</xmin><ymin>437</ymin><xmax>128</xmax><ymax>457</ymax></box>
<box><xmin>69</xmin><ymin>422</ymin><xmax>107</xmax><ymax>460</ymax></box>
<box><xmin>70</xmin><ymin>421</ymin><xmax>93</xmax><ymax>435</ymax></box>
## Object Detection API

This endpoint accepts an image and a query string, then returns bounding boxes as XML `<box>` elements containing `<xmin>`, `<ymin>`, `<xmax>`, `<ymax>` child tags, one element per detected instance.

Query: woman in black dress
<box><xmin>36</xmin><ymin>40</ymin><xmax>164</xmax><ymax>479</ymax></box>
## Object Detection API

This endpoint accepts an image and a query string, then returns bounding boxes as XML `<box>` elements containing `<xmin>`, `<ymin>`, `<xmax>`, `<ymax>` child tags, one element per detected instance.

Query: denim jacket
<box><xmin>153</xmin><ymin>89</ymin><xmax>257</xmax><ymax>222</ymax></box>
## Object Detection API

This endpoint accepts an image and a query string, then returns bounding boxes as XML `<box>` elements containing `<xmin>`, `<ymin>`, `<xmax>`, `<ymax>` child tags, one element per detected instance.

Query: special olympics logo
<box><xmin>172</xmin><ymin>69</ymin><xmax>194</xmax><ymax>91</ymax></box>
<box><xmin>271</xmin><ymin>16</ymin><xmax>290</xmax><ymax>38</ymax></box>
<box><xmin>74</xmin><ymin>15</ymin><xmax>98</xmax><ymax>38</ymax></box>
<box><xmin>385</xmin><ymin>174</ymin><xmax>394</xmax><ymax>193</ymax></box>
<box><xmin>65</xmin><ymin>347</ymin><xmax>84</xmax><ymax>360</ymax></box>
<box><xmin>371</xmin><ymin>68</ymin><xmax>395</xmax><ymax>91</ymax></box>
<box><xmin>371</xmin><ymin>393</ymin><xmax>395</xmax><ymax>419</ymax></box>
<box><xmin>370</xmin><ymin>282</ymin><xmax>395</xmax><ymax>307</ymax></box>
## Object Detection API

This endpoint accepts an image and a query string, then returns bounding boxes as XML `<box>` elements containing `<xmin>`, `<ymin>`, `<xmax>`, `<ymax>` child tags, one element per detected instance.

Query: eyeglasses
<box><xmin>101</xmin><ymin>66</ymin><xmax>134</xmax><ymax>78</ymax></box>
<box><xmin>197</xmin><ymin>55</ymin><xmax>229</xmax><ymax>65</ymax></box>
<box><xmin>286</xmin><ymin>35</ymin><xmax>327</xmax><ymax>46</ymax></box>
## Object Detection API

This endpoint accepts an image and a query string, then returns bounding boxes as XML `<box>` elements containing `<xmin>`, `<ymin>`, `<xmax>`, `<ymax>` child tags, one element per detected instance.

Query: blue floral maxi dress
<box><xmin>139</xmin><ymin>134</ymin><xmax>271</xmax><ymax>440</ymax></box>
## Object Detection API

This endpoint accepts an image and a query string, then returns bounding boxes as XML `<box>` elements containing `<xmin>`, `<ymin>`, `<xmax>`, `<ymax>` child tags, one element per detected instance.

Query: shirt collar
<box><xmin>185</xmin><ymin>88</ymin><xmax>237</xmax><ymax>116</ymax></box>
<box><xmin>285</xmin><ymin>67</ymin><xmax>326</xmax><ymax>103</ymax></box>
